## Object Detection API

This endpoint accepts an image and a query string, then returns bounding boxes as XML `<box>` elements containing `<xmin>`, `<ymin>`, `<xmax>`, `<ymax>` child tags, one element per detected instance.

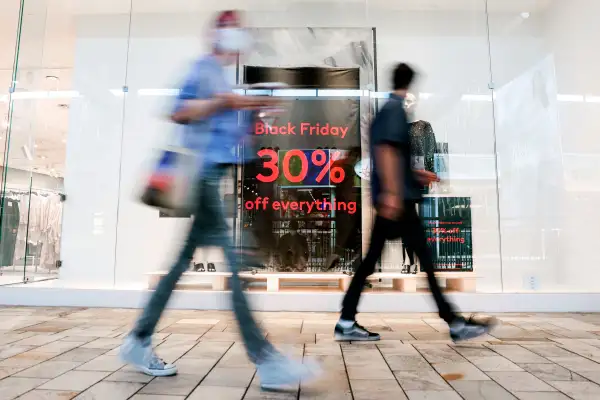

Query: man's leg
<box><xmin>335</xmin><ymin>216</ymin><xmax>389</xmax><ymax>341</ymax></box>
<box><xmin>133</xmin><ymin>221</ymin><xmax>202</xmax><ymax>339</ymax></box>
<box><xmin>398</xmin><ymin>205</ymin><xmax>456</xmax><ymax>323</ymax></box>
<box><xmin>121</xmin><ymin>178</ymin><xmax>207</xmax><ymax>376</ymax></box>
<box><xmin>204</xmin><ymin>166</ymin><xmax>321</xmax><ymax>389</ymax></box>
<box><xmin>399</xmin><ymin>203</ymin><xmax>494</xmax><ymax>340</ymax></box>
<box><xmin>201</xmin><ymin>167</ymin><xmax>274</xmax><ymax>362</ymax></box>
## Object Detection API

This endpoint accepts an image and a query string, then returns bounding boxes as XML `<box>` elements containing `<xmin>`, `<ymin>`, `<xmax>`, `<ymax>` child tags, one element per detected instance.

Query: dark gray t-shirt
<box><xmin>370</xmin><ymin>94</ymin><xmax>423</xmax><ymax>205</ymax></box>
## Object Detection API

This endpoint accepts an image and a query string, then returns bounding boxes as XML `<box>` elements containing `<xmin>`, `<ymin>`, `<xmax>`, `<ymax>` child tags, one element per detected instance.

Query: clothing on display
<box><xmin>410</xmin><ymin>120</ymin><xmax>437</xmax><ymax>173</ymax></box>
<box><xmin>1</xmin><ymin>189</ymin><xmax>62</xmax><ymax>270</ymax></box>
<box><xmin>277</xmin><ymin>227</ymin><xmax>310</xmax><ymax>272</ymax></box>
<box><xmin>0</xmin><ymin>198</ymin><xmax>20</xmax><ymax>267</ymax></box>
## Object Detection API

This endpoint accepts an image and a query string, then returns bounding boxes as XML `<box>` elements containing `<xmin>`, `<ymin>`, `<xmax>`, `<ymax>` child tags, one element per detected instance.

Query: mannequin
<box><xmin>404</xmin><ymin>93</ymin><xmax>437</xmax><ymax>174</ymax></box>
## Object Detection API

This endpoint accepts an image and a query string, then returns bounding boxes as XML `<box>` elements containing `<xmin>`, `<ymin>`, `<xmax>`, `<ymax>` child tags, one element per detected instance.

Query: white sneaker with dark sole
<box><xmin>120</xmin><ymin>334</ymin><xmax>177</xmax><ymax>377</ymax></box>
<box><xmin>257</xmin><ymin>352</ymin><xmax>322</xmax><ymax>391</ymax></box>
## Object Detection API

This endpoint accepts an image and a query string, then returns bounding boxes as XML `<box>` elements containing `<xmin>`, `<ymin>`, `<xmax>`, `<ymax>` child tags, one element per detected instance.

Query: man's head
<box><xmin>289</xmin><ymin>220</ymin><xmax>299</xmax><ymax>234</ymax></box>
<box><xmin>212</xmin><ymin>10</ymin><xmax>251</xmax><ymax>65</ymax></box>
<box><xmin>392</xmin><ymin>63</ymin><xmax>417</xmax><ymax>92</ymax></box>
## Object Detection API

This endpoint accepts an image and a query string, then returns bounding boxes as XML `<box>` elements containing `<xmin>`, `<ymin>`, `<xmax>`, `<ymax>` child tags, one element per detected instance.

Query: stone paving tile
<box><xmin>39</xmin><ymin>371</ymin><xmax>111</xmax><ymax>392</ymax></box>
<box><xmin>137</xmin><ymin>374</ymin><xmax>202</xmax><ymax>396</ymax></box>
<box><xmin>450</xmin><ymin>380</ymin><xmax>517</xmax><ymax>399</ymax></box>
<box><xmin>3</xmin><ymin>308</ymin><xmax>600</xmax><ymax>399</ymax></box>
<box><xmin>486</xmin><ymin>371</ymin><xmax>557</xmax><ymax>392</ymax></box>
<box><xmin>15</xmin><ymin>361</ymin><xmax>82</xmax><ymax>379</ymax></box>
<box><xmin>350</xmin><ymin>379</ymin><xmax>408</xmax><ymax>399</ymax></box>
<box><xmin>188</xmin><ymin>385</ymin><xmax>247</xmax><ymax>400</ymax></box>
<box><xmin>17</xmin><ymin>389</ymin><xmax>81</xmax><ymax>399</ymax></box>
<box><xmin>0</xmin><ymin>376</ymin><xmax>48</xmax><ymax>399</ymax></box>
<box><xmin>73</xmin><ymin>381</ymin><xmax>143</xmax><ymax>399</ymax></box>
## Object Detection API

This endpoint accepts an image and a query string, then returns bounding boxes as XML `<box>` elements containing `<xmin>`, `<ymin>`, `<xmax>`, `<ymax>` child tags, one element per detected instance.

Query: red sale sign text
<box><xmin>255</xmin><ymin>122</ymin><xmax>349</xmax><ymax>139</ymax></box>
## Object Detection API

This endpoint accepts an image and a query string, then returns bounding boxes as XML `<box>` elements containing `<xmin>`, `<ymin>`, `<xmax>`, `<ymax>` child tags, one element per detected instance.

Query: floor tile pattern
<box><xmin>2</xmin><ymin>307</ymin><xmax>600</xmax><ymax>399</ymax></box>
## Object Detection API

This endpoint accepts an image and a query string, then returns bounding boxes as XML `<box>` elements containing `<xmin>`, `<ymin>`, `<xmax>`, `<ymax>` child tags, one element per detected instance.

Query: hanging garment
<box><xmin>0</xmin><ymin>199</ymin><xmax>20</xmax><ymax>266</ymax></box>
<box><xmin>409</xmin><ymin>120</ymin><xmax>437</xmax><ymax>173</ymax></box>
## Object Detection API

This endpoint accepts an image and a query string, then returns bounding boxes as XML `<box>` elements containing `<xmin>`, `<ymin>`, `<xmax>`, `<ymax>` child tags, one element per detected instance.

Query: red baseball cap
<box><xmin>215</xmin><ymin>10</ymin><xmax>242</xmax><ymax>28</ymax></box>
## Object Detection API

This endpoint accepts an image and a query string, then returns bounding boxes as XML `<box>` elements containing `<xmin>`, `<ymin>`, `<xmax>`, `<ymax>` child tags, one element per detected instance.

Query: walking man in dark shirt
<box><xmin>334</xmin><ymin>63</ymin><xmax>493</xmax><ymax>342</ymax></box>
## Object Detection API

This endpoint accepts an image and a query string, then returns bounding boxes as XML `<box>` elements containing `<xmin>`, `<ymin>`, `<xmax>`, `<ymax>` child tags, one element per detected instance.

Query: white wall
<box><xmin>488</xmin><ymin>0</ymin><xmax>600</xmax><ymax>292</ymax></box>
<box><xmin>60</xmin><ymin>13</ymin><xmax>131</xmax><ymax>286</ymax></box>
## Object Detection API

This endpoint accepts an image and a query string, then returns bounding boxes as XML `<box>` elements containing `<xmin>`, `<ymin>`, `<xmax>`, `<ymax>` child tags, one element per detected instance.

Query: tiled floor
<box><xmin>2</xmin><ymin>308</ymin><xmax>600</xmax><ymax>399</ymax></box>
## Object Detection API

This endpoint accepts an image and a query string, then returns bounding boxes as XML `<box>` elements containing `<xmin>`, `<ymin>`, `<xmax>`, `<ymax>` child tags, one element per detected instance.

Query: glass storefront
<box><xmin>1</xmin><ymin>0</ymin><xmax>599</xmax><ymax>295</ymax></box>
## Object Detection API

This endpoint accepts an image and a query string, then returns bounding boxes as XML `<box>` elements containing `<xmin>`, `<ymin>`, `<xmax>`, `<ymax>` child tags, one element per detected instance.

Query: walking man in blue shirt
<box><xmin>334</xmin><ymin>63</ymin><xmax>494</xmax><ymax>342</ymax></box>
<box><xmin>120</xmin><ymin>10</ymin><xmax>321</xmax><ymax>390</ymax></box>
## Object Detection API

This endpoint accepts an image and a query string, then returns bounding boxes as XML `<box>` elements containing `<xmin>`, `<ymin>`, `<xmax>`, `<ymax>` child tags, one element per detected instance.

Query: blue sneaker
<box><xmin>120</xmin><ymin>334</ymin><xmax>177</xmax><ymax>376</ymax></box>
<box><xmin>257</xmin><ymin>351</ymin><xmax>322</xmax><ymax>391</ymax></box>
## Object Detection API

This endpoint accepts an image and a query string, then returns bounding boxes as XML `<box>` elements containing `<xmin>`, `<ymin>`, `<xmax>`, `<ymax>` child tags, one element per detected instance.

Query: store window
<box><xmin>1</xmin><ymin>0</ymin><xmax>598</xmax><ymax>295</ymax></box>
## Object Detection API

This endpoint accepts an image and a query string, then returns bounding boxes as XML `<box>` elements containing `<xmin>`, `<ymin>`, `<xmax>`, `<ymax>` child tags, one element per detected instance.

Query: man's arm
<box><xmin>373</xmin><ymin>104</ymin><xmax>408</xmax><ymax>219</ymax></box>
<box><xmin>375</xmin><ymin>144</ymin><xmax>403</xmax><ymax>199</ymax></box>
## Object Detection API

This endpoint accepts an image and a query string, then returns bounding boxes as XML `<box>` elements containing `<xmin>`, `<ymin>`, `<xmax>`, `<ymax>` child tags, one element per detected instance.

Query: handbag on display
<box><xmin>140</xmin><ymin>145</ymin><xmax>201</xmax><ymax>214</ymax></box>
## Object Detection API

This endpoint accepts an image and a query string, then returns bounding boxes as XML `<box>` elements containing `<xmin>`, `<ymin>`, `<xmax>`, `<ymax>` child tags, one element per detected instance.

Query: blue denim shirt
<box><xmin>370</xmin><ymin>94</ymin><xmax>422</xmax><ymax>203</ymax></box>
<box><xmin>172</xmin><ymin>55</ymin><xmax>251</xmax><ymax>171</ymax></box>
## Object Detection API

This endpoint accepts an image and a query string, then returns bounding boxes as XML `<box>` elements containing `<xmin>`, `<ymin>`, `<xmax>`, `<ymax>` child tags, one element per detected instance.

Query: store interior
<box><xmin>1</xmin><ymin>0</ymin><xmax>599</xmax><ymax>294</ymax></box>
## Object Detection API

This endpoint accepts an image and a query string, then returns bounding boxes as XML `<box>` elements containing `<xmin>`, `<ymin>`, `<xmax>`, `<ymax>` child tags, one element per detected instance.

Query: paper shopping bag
<box><xmin>140</xmin><ymin>146</ymin><xmax>201</xmax><ymax>213</ymax></box>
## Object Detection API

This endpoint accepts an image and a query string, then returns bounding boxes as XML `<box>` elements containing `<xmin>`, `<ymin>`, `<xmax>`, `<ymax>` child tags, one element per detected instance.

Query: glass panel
<box><xmin>1</xmin><ymin>0</ymin><xmax>27</xmax><ymax>285</ymax></box>
<box><xmin>114</xmin><ymin>1</ymin><xmax>227</xmax><ymax>286</ymax></box>
<box><xmin>7</xmin><ymin>0</ymin><xmax>131</xmax><ymax>287</ymax></box>
<box><xmin>116</xmin><ymin>2</ymin><xmax>372</xmax><ymax>289</ymax></box>
<box><xmin>488</xmin><ymin>0</ymin><xmax>600</xmax><ymax>292</ymax></box>
<box><xmin>367</xmin><ymin>0</ymin><xmax>502</xmax><ymax>292</ymax></box>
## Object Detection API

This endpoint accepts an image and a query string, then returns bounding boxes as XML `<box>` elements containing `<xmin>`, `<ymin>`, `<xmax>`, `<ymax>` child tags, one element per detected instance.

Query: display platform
<box><xmin>146</xmin><ymin>270</ymin><xmax>476</xmax><ymax>293</ymax></box>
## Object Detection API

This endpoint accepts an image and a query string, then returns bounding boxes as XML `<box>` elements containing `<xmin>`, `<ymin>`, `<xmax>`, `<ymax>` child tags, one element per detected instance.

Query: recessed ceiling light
<box><xmin>521</xmin><ymin>12</ymin><xmax>531</xmax><ymax>19</ymax></box>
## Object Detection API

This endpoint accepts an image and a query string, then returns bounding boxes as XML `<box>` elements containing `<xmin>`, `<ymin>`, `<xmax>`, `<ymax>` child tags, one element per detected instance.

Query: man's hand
<box><xmin>378</xmin><ymin>192</ymin><xmax>403</xmax><ymax>220</ymax></box>
<box><xmin>413</xmin><ymin>169</ymin><xmax>439</xmax><ymax>186</ymax></box>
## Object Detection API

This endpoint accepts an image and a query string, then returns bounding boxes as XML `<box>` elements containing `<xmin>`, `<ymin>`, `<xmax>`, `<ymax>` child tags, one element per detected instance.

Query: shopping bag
<box><xmin>140</xmin><ymin>145</ymin><xmax>201</xmax><ymax>213</ymax></box>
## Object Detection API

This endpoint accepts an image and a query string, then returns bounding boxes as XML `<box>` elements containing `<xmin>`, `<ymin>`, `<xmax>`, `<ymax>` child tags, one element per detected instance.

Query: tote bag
<box><xmin>140</xmin><ymin>144</ymin><xmax>202</xmax><ymax>214</ymax></box>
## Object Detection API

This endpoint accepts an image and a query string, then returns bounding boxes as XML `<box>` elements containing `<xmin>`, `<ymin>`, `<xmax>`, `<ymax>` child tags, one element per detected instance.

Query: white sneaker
<box><xmin>120</xmin><ymin>334</ymin><xmax>177</xmax><ymax>377</ymax></box>
<box><xmin>257</xmin><ymin>352</ymin><xmax>322</xmax><ymax>391</ymax></box>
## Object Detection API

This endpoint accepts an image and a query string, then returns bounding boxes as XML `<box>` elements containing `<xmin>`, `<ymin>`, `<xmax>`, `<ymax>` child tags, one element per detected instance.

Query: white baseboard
<box><xmin>1</xmin><ymin>286</ymin><xmax>600</xmax><ymax>313</ymax></box>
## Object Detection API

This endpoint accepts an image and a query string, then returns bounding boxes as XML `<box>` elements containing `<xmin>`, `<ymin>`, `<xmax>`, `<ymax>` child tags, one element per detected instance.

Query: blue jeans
<box><xmin>133</xmin><ymin>165</ymin><xmax>274</xmax><ymax>363</ymax></box>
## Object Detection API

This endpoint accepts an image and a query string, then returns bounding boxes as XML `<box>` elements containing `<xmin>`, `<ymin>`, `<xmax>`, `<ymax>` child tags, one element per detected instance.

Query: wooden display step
<box><xmin>147</xmin><ymin>270</ymin><xmax>476</xmax><ymax>293</ymax></box>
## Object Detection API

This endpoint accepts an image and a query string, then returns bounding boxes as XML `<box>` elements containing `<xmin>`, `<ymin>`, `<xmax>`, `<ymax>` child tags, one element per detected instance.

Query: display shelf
<box><xmin>146</xmin><ymin>271</ymin><xmax>476</xmax><ymax>293</ymax></box>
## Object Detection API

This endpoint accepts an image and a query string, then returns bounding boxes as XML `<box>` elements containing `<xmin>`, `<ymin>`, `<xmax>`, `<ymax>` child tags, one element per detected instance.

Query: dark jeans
<box><xmin>341</xmin><ymin>203</ymin><xmax>457</xmax><ymax>324</ymax></box>
<box><xmin>133</xmin><ymin>165</ymin><xmax>274</xmax><ymax>363</ymax></box>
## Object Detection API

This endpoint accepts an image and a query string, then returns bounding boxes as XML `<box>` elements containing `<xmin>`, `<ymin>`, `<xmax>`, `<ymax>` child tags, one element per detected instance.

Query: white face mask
<box><xmin>215</xmin><ymin>28</ymin><xmax>251</xmax><ymax>53</ymax></box>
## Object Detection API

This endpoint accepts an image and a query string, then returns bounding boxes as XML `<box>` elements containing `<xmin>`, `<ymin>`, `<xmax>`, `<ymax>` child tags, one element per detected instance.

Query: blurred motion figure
<box><xmin>334</xmin><ymin>63</ymin><xmax>494</xmax><ymax>342</ymax></box>
<box><xmin>120</xmin><ymin>10</ymin><xmax>321</xmax><ymax>390</ymax></box>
